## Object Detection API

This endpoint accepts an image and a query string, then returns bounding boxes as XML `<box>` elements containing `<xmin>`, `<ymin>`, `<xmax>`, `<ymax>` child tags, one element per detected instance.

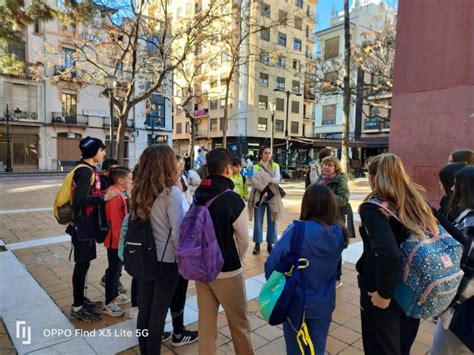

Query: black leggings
<box><xmin>72</xmin><ymin>262</ymin><xmax>90</xmax><ymax>307</ymax></box>
<box><xmin>105</xmin><ymin>248</ymin><xmax>122</xmax><ymax>304</ymax></box>
<box><xmin>170</xmin><ymin>276</ymin><xmax>189</xmax><ymax>334</ymax></box>
<box><xmin>137</xmin><ymin>263</ymin><xmax>179</xmax><ymax>355</ymax></box>
<box><xmin>131</xmin><ymin>277</ymin><xmax>138</xmax><ymax>307</ymax></box>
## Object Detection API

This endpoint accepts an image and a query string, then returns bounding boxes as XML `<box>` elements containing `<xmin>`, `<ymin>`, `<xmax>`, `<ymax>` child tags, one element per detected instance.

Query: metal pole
<box><xmin>285</xmin><ymin>90</ymin><xmax>290</xmax><ymax>174</ymax></box>
<box><xmin>109</xmin><ymin>91</ymin><xmax>114</xmax><ymax>159</ymax></box>
<box><xmin>270</xmin><ymin>111</ymin><xmax>274</xmax><ymax>152</ymax></box>
<box><xmin>5</xmin><ymin>104</ymin><xmax>12</xmax><ymax>172</ymax></box>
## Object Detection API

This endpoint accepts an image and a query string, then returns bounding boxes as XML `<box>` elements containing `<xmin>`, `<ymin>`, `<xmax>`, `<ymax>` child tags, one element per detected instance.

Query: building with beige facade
<box><xmin>0</xmin><ymin>4</ymin><xmax>172</xmax><ymax>171</ymax></box>
<box><xmin>165</xmin><ymin>0</ymin><xmax>317</xmax><ymax>164</ymax></box>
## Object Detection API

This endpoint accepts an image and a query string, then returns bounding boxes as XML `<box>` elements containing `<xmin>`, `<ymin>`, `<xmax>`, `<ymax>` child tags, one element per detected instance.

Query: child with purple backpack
<box><xmin>191</xmin><ymin>148</ymin><xmax>254</xmax><ymax>355</ymax></box>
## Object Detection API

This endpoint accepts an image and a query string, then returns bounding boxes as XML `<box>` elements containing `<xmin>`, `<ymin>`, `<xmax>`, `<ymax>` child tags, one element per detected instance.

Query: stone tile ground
<box><xmin>0</xmin><ymin>176</ymin><xmax>435</xmax><ymax>354</ymax></box>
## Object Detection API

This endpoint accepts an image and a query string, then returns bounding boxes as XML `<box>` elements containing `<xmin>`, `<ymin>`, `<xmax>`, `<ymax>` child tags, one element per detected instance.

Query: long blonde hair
<box><xmin>130</xmin><ymin>145</ymin><xmax>179</xmax><ymax>220</ymax></box>
<box><xmin>364</xmin><ymin>153</ymin><xmax>438</xmax><ymax>238</ymax></box>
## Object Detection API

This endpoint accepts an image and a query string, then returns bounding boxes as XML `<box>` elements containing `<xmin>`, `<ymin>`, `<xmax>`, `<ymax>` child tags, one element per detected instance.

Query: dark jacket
<box><xmin>194</xmin><ymin>175</ymin><xmax>248</xmax><ymax>274</ymax></box>
<box><xmin>317</xmin><ymin>173</ymin><xmax>349</xmax><ymax>207</ymax></box>
<box><xmin>356</xmin><ymin>202</ymin><xmax>409</xmax><ymax>299</ymax></box>
<box><xmin>265</xmin><ymin>221</ymin><xmax>345</xmax><ymax>320</ymax></box>
<box><xmin>68</xmin><ymin>161</ymin><xmax>104</xmax><ymax>241</ymax></box>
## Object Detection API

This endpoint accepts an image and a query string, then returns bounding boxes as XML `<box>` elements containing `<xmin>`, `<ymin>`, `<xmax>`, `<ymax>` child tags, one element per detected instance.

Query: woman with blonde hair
<box><xmin>357</xmin><ymin>153</ymin><xmax>438</xmax><ymax>355</ymax></box>
<box><xmin>130</xmin><ymin>145</ymin><xmax>184</xmax><ymax>355</ymax></box>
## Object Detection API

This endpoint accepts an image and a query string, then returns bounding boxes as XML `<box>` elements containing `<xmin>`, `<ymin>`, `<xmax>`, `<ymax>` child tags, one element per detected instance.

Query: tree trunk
<box><xmin>186</xmin><ymin>111</ymin><xmax>196</xmax><ymax>163</ymax></box>
<box><xmin>341</xmin><ymin>0</ymin><xmax>351</xmax><ymax>175</ymax></box>
<box><xmin>222</xmin><ymin>65</ymin><xmax>235</xmax><ymax>149</ymax></box>
<box><xmin>116</xmin><ymin>107</ymin><xmax>131</xmax><ymax>166</ymax></box>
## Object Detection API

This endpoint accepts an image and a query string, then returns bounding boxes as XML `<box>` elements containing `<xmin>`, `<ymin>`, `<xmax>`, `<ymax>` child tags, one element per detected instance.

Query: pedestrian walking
<box><xmin>357</xmin><ymin>153</ymin><xmax>439</xmax><ymax>355</ymax></box>
<box><xmin>249</xmin><ymin>146</ymin><xmax>284</xmax><ymax>255</ymax></box>
<box><xmin>193</xmin><ymin>148</ymin><xmax>254</xmax><ymax>355</ymax></box>
<box><xmin>448</xmin><ymin>149</ymin><xmax>474</xmax><ymax>165</ymax></box>
<box><xmin>129</xmin><ymin>145</ymin><xmax>184</xmax><ymax>355</ymax></box>
<box><xmin>264</xmin><ymin>184</ymin><xmax>347</xmax><ymax>355</ymax></box>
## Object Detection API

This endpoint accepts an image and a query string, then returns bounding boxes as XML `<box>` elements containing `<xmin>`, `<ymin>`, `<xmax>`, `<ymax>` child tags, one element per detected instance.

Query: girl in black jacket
<box><xmin>357</xmin><ymin>153</ymin><xmax>439</xmax><ymax>355</ymax></box>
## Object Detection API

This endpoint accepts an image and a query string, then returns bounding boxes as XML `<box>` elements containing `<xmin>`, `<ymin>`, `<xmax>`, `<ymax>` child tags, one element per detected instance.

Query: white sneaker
<box><xmin>101</xmin><ymin>301</ymin><xmax>124</xmax><ymax>318</ymax></box>
<box><xmin>114</xmin><ymin>293</ymin><xmax>131</xmax><ymax>305</ymax></box>
<box><xmin>128</xmin><ymin>306</ymin><xmax>138</xmax><ymax>319</ymax></box>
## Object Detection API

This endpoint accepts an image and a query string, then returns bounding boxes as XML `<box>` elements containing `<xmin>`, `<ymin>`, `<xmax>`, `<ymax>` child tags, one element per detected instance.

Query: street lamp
<box><xmin>3</xmin><ymin>105</ymin><xmax>22</xmax><ymax>173</ymax></box>
<box><xmin>269</xmin><ymin>101</ymin><xmax>276</xmax><ymax>152</ymax></box>
<box><xmin>105</xmin><ymin>74</ymin><xmax>117</xmax><ymax>159</ymax></box>
<box><xmin>273</xmin><ymin>88</ymin><xmax>302</xmax><ymax>175</ymax></box>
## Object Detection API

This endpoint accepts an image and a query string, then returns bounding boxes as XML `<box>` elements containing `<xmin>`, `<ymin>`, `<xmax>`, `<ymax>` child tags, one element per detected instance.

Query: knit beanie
<box><xmin>79</xmin><ymin>136</ymin><xmax>105</xmax><ymax>159</ymax></box>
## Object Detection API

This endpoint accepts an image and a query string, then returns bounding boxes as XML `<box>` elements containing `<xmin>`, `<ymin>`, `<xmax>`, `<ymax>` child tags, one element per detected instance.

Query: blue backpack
<box><xmin>259</xmin><ymin>221</ymin><xmax>315</xmax><ymax>354</ymax></box>
<box><xmin>366</xmin><ymin>199</ymin><xmax>464</xmax><ymax>319</ymax></box>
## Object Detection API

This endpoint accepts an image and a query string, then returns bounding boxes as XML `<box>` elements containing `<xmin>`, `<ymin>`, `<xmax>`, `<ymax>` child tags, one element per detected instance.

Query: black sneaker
<box><xmin>267</xmin><ymin>243</ymin><xmax>273</xmax><ymax>253</ymax></box>
<box><xmin>84</xmin><ymin>297</ymin><xmax>103</xmax><ymax>309</ymax></box>
<box><xmin>100</xmin><ymin>275</ymin><xmax>106</xmax><ymax>287</ymax></box>
<box><xmin>171</xmin><ymin>329</ymin><xmax>198</xmax><ymax>347</ymax></box>
<box><xmin>252</xmin><ymin>243</ymin><xmax>260</xmax><ymax>255</ymax></box>
<box><xmin>71</xmin><ymin>305</ymin><xmax>102</xmax><ymax>321</ymax></box>
<box><xmin>162</xmin><ymin>331</ymin><xmax>172</xmax><ymax>342</ymax></box>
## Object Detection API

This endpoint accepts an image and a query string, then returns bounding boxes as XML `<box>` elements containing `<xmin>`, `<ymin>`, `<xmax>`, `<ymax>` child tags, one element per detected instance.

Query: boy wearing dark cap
<box><xmin>67</xmin><ymin>136</ymin><xmax>120</xmax><ymax>321</ymax></box>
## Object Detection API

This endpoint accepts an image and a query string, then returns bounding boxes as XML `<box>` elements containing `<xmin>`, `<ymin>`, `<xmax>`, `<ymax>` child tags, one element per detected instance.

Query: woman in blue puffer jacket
<box><xmin>265</xmin><ymin>184</ymin><xmax>348</xmax><ymax>355</ymax></box>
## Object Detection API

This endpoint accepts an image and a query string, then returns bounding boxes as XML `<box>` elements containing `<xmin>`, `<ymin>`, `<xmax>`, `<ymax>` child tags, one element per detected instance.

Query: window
<box><xmin>176</xmin><ymin>123</ymin><xmax>182</xmax><ymax>133</ymax></box>
<box><xmin>186</xmin><ymin>122</ymin><xmax>190</xmax><ymax>133</ymax></box>
<box><xmin>62</xmin><ymin>48</ymin><xmax>75</xmax><ymax>68</ymax></box>
<box><xmin>306</xmin><ymin>25</ymin><xmax>311</xmax><ymax>39</ymax></box>
<box><xmin>210</xmin><ymin>98</ymin><xmax>218</xmax><ymax>110</ymax></box>
<box><xmin>220</xmin><ymin>117</ymin><xmax>225</xmax><ymax>130</ymax></box>
<box><xmin>279</xmin><ymin>10</ymin><xmax>288</xmax><ymax>24</ymax></box>
<box><xmin>291</xmin><ymin>122</ymin><xmax>299</xmax><ymax>134</ymax></box>
<box><xmin>61</xmin><ymin>93</ymin><xmax>77</xmax><ymax>118</ymax></box>
<box><xmin>261</xmin><ymin>3</ymin><xmax>271</xmax><ymax>17</ymax></box>
<box><xmin>259</xmin><ymin>72</ymin><xmax>269</xmax><ymax>87</ymax></box>
<box><xmin>34</xmin><ymin>20</ymin><xmax>42</xmax><ymax>34</ymax></box>
<box><xmin>293</xmin><ymin>38</ymin><xmax>302</xmax><ymax>51</ymax></box>
<box><xmin>291</xmin><ymin>100</ymin><xmax>300</xmax><ymax>113</ymax></box>
<box><xmin>220</xmin><ymin>98</ymin><xmax>226</xmax><ymax>108</ymax></box>
<box><xmin>276</xmin><ymin>98</ymin><xmax>285</xmax><ymax>111</ymax></box>
<box><xmin>258</xmin><ymin>117</ymin><xmax>268</xmax><ymax>131</ymax></box>
<box><xmin>292</xmin><ymin>59</ymin><xmax>300</xmax><ymax>71</ymax></box>
<box><xmin>277</xmin><ymin>56</ymin><xmax>286</xmax><ymax>68</ymax></box>
<box><xmin>210</xmin><ymin>118</ymin><xmax>218</xmax><ymax>131</ymax></box>
<box><xmin>278</xmin><ymin>32</ymin><xmax>287</xmax><ymax>46</ymax></box>
<box><xmin>277</xmin><ymin>77</ymin><xmax>285</xmax><ymax>90</ymax></box>
<box><xmin>260</xmin><ymin>52</ymin><xmax>270</xmax><ymax>65</ymax></box>
<box><xmin>8</xmin><ymin>41</ymin><xmax>26</xmax><ymax>62</ymax></box>
<box><xmin>296</xmin><ymin>0</ymin><xmax>303</xmax><ymax>8</ymax></box>
<box><xmin>323</xmin><ymin>71</ymin><xmax>338</xmax><ymax>92</ymax></box>
<box><xmin>294</xmin><ymin>17</ymin><xmax>302</xmax><ymax>30</ymax></box>
<box><xmin>261</xmin><ymin>27</ymin><xmax>270</xmax><ymax>41</ymax></box>
<box><xmin>322</xmin><ymin>104</ymin><xmax>337</xmax><ymax>125</ymax></box>
<box><xmin>370</xmin><ymin>106</ymin><xmax>379</xmax><ymax>118</ymax></box>
<box><xmin>324</xmin><ymin>36</ymin><xmax>340</xmax><ymax>59</ymax></box>
<box><xmin>275</xmin><ymin>119</ymin><xmax>284</xmax><ymax>132</ymax></box>
<box><xmin>259</xmin><ymin>95</ymin><xmax>268</xmax><ymax>110</ymax></box>
<box><xmin>292</xmin><ymin>80</ymin><xmax>301</xmax><ymax>94</ymax></box>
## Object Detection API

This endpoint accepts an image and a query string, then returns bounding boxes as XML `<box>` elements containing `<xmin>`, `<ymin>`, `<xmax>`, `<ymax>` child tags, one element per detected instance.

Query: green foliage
<box><xmin>0</xmin><ymin>54</ymin><xmax>26</xmax><ymax>75</ymax></box>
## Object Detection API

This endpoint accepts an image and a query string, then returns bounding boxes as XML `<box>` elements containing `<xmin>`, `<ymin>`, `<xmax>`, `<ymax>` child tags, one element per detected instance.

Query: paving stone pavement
<box><xmin>0</xmin><ymin>177</ymin><xmax>435</xmax><ymax>354</ymax></box>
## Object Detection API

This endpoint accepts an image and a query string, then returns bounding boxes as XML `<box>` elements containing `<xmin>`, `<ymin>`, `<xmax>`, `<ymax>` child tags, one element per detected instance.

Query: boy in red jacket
<box><xmin>101</xmin><ymin>167</ymin><xmax>132</xmax><ymax>317</ymax></box>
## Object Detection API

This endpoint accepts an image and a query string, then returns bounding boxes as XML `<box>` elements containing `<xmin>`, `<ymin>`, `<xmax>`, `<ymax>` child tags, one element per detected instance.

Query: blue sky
<box><xmin>316</xmin><ymin>0</ymin><xmax>398</xmax><ymax>30</ymax></box>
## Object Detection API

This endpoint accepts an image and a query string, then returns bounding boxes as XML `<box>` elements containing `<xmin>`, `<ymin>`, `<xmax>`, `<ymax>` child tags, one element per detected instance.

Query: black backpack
<box><xmin>123</xmin><ymin>216</ymin><xmax>164</xmax><ymax>281</ymax></box>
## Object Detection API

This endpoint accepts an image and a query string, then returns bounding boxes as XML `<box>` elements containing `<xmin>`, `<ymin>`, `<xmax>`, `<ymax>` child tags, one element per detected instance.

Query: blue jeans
<box><xmin>253</xmin><ymin>203</ymin><xmax>277</xmax><ymax>244</ymax></box>
<box><xmin>283</xmin><ymin>318</ymin><xmax>331</xmax><ymax>355</ymax></box>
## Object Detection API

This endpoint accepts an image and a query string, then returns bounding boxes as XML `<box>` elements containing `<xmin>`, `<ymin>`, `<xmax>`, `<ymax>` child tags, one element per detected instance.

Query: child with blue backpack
<box><xmin>264</xmin><ymin>184</ymin><xmax>347</xmax><ymax>355</ymax></box>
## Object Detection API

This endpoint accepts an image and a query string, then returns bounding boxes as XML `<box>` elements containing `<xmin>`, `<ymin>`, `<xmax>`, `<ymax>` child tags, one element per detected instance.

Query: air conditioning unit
<box><xmin>53</xmin><ymin>115</ymin><xmax>65</xmax><ymax>123</ymax></box>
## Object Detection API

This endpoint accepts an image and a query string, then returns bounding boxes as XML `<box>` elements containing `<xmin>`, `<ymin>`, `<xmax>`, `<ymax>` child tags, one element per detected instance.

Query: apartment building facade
<box><xmin>314</xmin><ymin>0</ymin><xmax>394</xmax><ymax>161</ymax></box>
<box><xmin>169</xmin><ymin>0</ymin><xmax>317</xmax><ymax>164</ymax></box>
<box><xmin>0</xmin><ymin>5</ymin><xmax>172</xmax><ymax>171</ymax></box>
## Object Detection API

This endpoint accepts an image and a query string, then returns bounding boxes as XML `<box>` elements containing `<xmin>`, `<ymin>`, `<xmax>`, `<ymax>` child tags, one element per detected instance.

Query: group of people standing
<box><xmin>64</xmin><ymin>135</ymin><xmax>473</xmax><ymax>355</ymax></box>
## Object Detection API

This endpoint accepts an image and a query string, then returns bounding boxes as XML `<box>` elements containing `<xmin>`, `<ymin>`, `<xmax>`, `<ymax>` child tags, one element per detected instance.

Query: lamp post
<box><xmin>105</xmin><ymin>74</ymin><xmax>117</xmax><ymax>159</ymax></box>
<box><xmin>4</xmin><ymin>105</ymin><xmax>22</xmax><ymax>173</ymax></box>
<box><xmin>274</xmin><ymin>89</ymin><xmax>302</xmax><ymax>175</ymax></box>
<box><xmin>269</xmin><ymin>101</ymin><xmax>276</xmax><ymax>152</ymax></box>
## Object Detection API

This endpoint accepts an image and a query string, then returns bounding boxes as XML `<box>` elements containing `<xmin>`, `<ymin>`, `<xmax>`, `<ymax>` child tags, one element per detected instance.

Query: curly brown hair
<box><xmin>130</xmin><ymin>145</ymin><xmax>179</xmax><ymax>219</ymax></box>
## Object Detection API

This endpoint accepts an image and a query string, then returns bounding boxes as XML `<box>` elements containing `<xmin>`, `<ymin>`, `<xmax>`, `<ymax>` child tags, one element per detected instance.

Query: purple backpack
<box><xmin>177</xmin><ymin>190</ymin><xmax>229</xmax><ymax>282</ymax></box>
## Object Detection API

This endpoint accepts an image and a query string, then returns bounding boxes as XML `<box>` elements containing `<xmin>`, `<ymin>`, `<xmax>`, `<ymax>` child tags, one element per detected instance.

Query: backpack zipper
<box><xmin>402</xmin><ymin>233</ymin><xmax>450</xmax><ymax>281</ymax></box>
<box><xmin>418</xmin><ymin>270</ymin><xmax>464</xmax><ymax>305</ymax></box>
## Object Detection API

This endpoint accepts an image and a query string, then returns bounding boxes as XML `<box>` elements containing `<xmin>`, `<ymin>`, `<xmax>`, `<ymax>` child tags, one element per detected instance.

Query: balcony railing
<box><xmin>51</xmin><ymin>113</ymin><xmax>88</xmax><ymax>125</ymax></box>
<box><xmin>145</xmin><ymin>115</ymin><xmax>165</xmax><ymax>128</ymax></box>
<box><xmin>14</xmin><ymin>111</ymin><xmax>38</xmax><ymax>120</ymax></box>
<box><xmin>321</xmin><ymin>119</ymin><xmax>336</xmax><ymax>126</ymax></box>
<box><xmin>104</xmin><ymin>117</ymin><xmax>135</xmax><ymax>129</ymax></box>
<box><xmin>364</xmin><ymin>119</ymin><xmax>391</xmax><ymax>130</ymax></box>
<box><xmin>54</xmin><ymin>65</ymin><xmax>77</xmax><ymax>78</ymax></box>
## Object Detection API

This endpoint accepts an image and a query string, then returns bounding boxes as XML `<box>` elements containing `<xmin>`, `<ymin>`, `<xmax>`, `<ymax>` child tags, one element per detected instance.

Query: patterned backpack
<box><xmin>366</xmin><ymin>199</ymin><xmax>464</xmax><ymax>319</ymax></box>
<box><xmin>176</xmin><ymin>190</ymin><xmax>229</xmax><ymax>282</ymax></box>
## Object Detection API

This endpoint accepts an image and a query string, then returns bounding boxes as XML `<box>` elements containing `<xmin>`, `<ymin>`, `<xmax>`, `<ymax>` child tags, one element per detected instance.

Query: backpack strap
<box><xmin>364</xmin><ymin>199</ymin><xmax>401</xmax><ymax>223</ymax></box>
<box><xmin>204</xmin><ymin>189</ymin><xmax>231</xmax><ymax>208</ymax></box>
